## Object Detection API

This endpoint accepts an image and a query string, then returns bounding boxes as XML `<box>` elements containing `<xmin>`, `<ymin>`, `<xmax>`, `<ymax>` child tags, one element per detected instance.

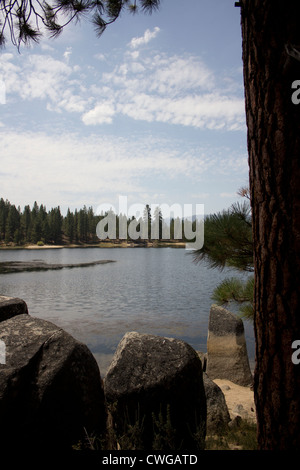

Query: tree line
<box><xmin>0</xmin><ymin>197</ymin><xmax>193</xmax><ymax>246</ymax></box>
<box><xmin>0</xmin><ymin>198</ymin><xmax>66</xmax><ymax>245</ymax></box>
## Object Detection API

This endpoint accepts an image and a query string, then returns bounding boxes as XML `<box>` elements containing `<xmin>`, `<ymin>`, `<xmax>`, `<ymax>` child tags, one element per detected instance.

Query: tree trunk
<box><xmin>240</xmin><ymin>0</ymin><xmax>300</xmax><ymax>449</ymax></box>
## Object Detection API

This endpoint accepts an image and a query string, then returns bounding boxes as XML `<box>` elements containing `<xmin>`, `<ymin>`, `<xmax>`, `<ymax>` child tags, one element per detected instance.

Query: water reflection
<box><xmin>0</xmin><ymin>247</ymin><xmax>254</xmax><ymax>376</ymax></box>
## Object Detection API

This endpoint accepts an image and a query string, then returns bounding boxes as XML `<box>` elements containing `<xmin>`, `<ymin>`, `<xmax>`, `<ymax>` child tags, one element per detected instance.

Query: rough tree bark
<box><xmin>240</xmin><ymin>0</ymin><xmax>300</xmax><ymax>449</ymax></box>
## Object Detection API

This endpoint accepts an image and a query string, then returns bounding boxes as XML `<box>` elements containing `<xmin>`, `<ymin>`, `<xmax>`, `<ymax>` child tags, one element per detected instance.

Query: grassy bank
<box><xmin>205</xmin><ymin>420</ymin><xmax>258</xmax><ymax>450</ymax></box>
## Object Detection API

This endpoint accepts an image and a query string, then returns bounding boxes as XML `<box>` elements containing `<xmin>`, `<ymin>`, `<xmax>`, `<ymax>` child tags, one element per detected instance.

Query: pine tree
<box><xmin>77</xmin><ymin>206</ymin><xmax>88</xmax><ymax>242</ymax></box>
<box><xmin>152</xmin><ymin>206</ymin><xmax>163</xmax><ymax>240</ymax></box>
<box><xmin>143</xmin><ymin>204</ymin><xmax>151</xmax><ymax>240</ymax></box>
<box><xmin>87</xmin><ymin>206</ymin><xmax>96</xmax><ymax>242</ymax></box>
<box><xmin>0</xmin><ymin>198</ymin><xmax>10</xmax><ymax>241</ymax></box>
<box><xmin>194</xmin><ymin>201</ymin><xmax>253</xmax><ymax>272</ymax></box>
<box><xmin>20</xmin><ymin>205</ymin><xmax>31</xmax><ymax>243</ymax></box>
<box><xmin>48</xmin><ymin>207</ymin><xmax>62</xmax><ymax>244</ymax></box>
<box><xmin>5</xmin><ymin>204</ymin><xmax>21</xmax><ymax>243</ymax></box>
<box><xmin>193</xmin><ymin>197</ymin><xmax>254</xmax><ymax>319</ymax></box>
<box><xmin>64</xmin><ymin>208</ymin><xmax>75</xmax><ymax>243</ymax></box>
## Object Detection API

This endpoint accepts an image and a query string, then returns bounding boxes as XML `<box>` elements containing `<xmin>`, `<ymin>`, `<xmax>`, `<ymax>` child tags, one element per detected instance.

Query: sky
<box><xmin>0</xmin><ymin>0</ymin><xmax>249</xmax><ymax>219</ymax></box>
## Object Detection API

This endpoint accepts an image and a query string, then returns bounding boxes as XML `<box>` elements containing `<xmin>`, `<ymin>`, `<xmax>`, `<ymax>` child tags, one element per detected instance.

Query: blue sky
<box><xmin>0</xmin><ymin>0</ymin><xmax>248</xmax><ymax>218</ymax></box>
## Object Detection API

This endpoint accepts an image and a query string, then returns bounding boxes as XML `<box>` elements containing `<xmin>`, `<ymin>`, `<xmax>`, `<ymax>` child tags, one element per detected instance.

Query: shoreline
<box><xmin>0</xmin><ymin>241</ymin><xmax>187</xmax><ymax>250</ymax></box>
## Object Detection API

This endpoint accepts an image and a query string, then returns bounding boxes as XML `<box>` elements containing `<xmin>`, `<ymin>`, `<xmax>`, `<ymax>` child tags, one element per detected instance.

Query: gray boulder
<box><xmin>0</xmin><ymin>314</ymin><xmax>106</xmax><ymax>450</ymax></box>
<box><xmin>203</xmin><ymin>372</ymin><xmax>230</xmax><ymax>433</ymax></box>
<box><xmin>206</xmin><ymin>305</ymin><xmax>253</xmax><ymax>386</ymax></box>
<box><xmin>104</xmin><ymin>332</ymin><xmax>207</xmax><ymax>450</ymax></box>
<box><xmin>197</xmin><ymin>351</ymin><xmax>207</xmax><ymax>371</ymax></box>
<box><xmin>0</xmin><ymin>295</ymin><xmax>28</xmax><ymax>322</ymax></box>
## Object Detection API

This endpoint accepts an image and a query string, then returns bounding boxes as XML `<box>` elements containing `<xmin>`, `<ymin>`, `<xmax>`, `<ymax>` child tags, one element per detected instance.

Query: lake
<box><xmin>0</xmin><ymin>247</ymin><xmax>255</xmax><ymax>376</ymax></box>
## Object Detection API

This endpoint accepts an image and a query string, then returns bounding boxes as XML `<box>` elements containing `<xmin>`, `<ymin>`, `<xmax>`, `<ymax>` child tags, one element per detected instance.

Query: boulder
<box><xmin>197</xmin><ymin>351</ymin><xmax>207</xmax><ymax>371</ymax></box>
<box><xmin>0</xmin><ymin>295</ymin><xmax>28</xmax><ymax>322</ymax></box>
<box><xmin>203</xmin><ymin>373</ymin><xmax>230</xmax><ymax>434</ymax></box>
<box><xmin>206</xmin><ymin>305</ymin><xmax>253</xmax><ymax>386</ymax></box>
<box><xmin>104</xmin><ymin>332</ymin><xmax>207</xmax><ymax>450</ymax></box>
<box><xmin>0</xmin><ymin>314</ymin><xmax>106</xmax><ymax>450</ymax></box>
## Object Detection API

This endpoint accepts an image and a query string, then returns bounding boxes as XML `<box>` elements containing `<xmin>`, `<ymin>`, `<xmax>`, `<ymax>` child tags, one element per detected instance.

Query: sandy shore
<box><xmin>25</xmin><ymin>244</ymin><xmax>65</xmax><ymax>249</ymax></box>
<box><xmin>214</xmin><ymin>379</ymin><xmax>256</xmax><ymax>423</ymax></box>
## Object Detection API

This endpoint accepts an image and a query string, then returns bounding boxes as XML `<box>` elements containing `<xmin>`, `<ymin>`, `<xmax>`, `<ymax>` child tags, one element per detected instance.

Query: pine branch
<box><xmin>212</xmin><ymin>276</ymin><xmax>254</xmax><ymax>321</ymax></box>
<box><xmin>0</xmin><ymin>0</ymin><xmax>161</xmax><ymax>47</ymax></box>
<box><xmin>193</xmin><ymin>201</ymin><xmax>253</xmax><ymax>272</ymax></box>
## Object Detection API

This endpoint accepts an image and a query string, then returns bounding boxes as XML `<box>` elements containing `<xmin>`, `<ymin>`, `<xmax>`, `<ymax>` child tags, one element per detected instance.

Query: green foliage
<box><xmin>212</xmin><ymin>276</ymin><xmax>254</xmax><ymax>320</ymax></box>
<box><xmin>0</xmin><ymin>198</ymin><xmax>60</xmax><ymax>245</ymax></box>
<box><xmin>0</xmin><ymin>197</ymin><xmax>104</xmax><ymax>246</ymax></box>
<box><xmin>152</xmin><ymin>405</ymin><xmax>177</xmax><ymax>451</ymax></box>
<box><xmin>118</xmin><ymin>418</ymin><xmax>145</xmax><ymax>450</ymax></box>
<box><xmin>193</xmin><ymin>198</ymin><xmax>254</xmax><ymax>320</ymax></box>
<box><xmin>0</xmin><ymin>0</ymin><xmax>161</xmax><ymax>48</ymax></box>
<box><xmin>205</xmin><ymin>420</ymin><xmax>257</xmax><ymax>450</ymax></box>
<box><xmin>114</xmin><ymin>404</ymin><xmax>146</xmax><ymax>450</ymax></box>
<box><xmin>72</xmin><ymin>428</ymin><xmax>105</xmax><ymax>450</ymax></box>
<box><xmin>193</xmin><ymin>201</ymin><xmax>253</xmax><ymax>272</ymax></box>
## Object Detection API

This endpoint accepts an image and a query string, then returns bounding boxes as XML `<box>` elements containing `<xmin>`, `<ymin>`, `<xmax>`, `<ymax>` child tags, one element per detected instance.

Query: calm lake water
<box><xmin>0</xmin><ymin>247</ymin><xmax>255</xmax><ymax>376</ymax></box>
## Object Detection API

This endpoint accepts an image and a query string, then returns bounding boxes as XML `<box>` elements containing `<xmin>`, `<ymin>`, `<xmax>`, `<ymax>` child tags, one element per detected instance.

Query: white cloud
<box><xmin>0</xmin><ymin>52</ymin><xmax>92</xmax><ymax>114</ymax></box>
<box><xmin>149</xmin><ymin>55</ymin><xmax>215</xmax><ymax>94</ymax></box>
<box><xmin>57</xmin><ymin>91</ymin><xmax>89</xmax><ymax>113</ymax></box>
<box><xmin>95</xmin><ymin>47</ymin><xmax>245</xmax><ymax>131</ymax></box>
<box><xmin>220</xmin><ymin>192</ymin><xmax>237</xmax><ymax>198</ymax></box>
<box><xmin>0</xmin><ymin>130</ymin><xmax>248</xmax><ymax>212</ymax></box>
<box><xmin>128</xmin><ymin>50</ymin><xmax>140</xmax><ymax>60</ymax></box>
<box><xmin>129</xmin><ymin>27</ymin><xmax>160</xmax><ymax>49</ymax></box>
<box><xmin>0</xmin><ymin>29</ymin><xmax>246</xmax><ymax>132</ymax></box>
<box><xmin>82</xmin><ymin>101</ymin><xmax>116</xmax><ymax>125</ymax></box>
<box><xmin>40</xmin><ymin>43</ymin><xmax>55</xmax><ymax>52</ymax></box>
<box><xmin>8</xmin><ymin>54</ymin><xmax>73</xmax><ymax>102</ymax></box>
<box><xmin>63</xmin><ymin>47</ymin><xmax>72</xmax><ymax>63</ymax></box>
<box><xmin>192</xmin><ymin>193</ymin><xmax>210</xmax><ymax>200</ymax></box>
<box><xmin>0</xmin><ymin>54</ymin><xmax>21</xmax><ymax>96</ymax></box>
<box><xmin>0</xmin><ymin>53</ymin><xmax>14</xmax><ymax>62</ymax></box>
<box><xmin>112</xmin><ymin>92</ymin><xmax>245</xmax><ymax>130</ymax></box>
<box><xmin>94</xmin><ymin>53</ymin><xmax>106</xmax><ymax>61</ymax></box>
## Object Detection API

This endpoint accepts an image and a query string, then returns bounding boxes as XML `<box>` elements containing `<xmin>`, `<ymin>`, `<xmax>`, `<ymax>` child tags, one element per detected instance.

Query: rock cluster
<box><xmin>0</xmin><ymin>296</ymin><xmax>106</xmax><ymax>450</ymax></box>
<box><xmin>0</xmin><ymin>296</ymin><xmax>255</xmax><ymax>450</ymax></box>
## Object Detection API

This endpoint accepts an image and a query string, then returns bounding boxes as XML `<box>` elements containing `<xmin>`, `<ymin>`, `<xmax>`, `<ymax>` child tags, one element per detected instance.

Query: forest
<box><xmin>0</xmin><ymin>197</ymin><xmax>192</xmax><ymax>246</ymax></box>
